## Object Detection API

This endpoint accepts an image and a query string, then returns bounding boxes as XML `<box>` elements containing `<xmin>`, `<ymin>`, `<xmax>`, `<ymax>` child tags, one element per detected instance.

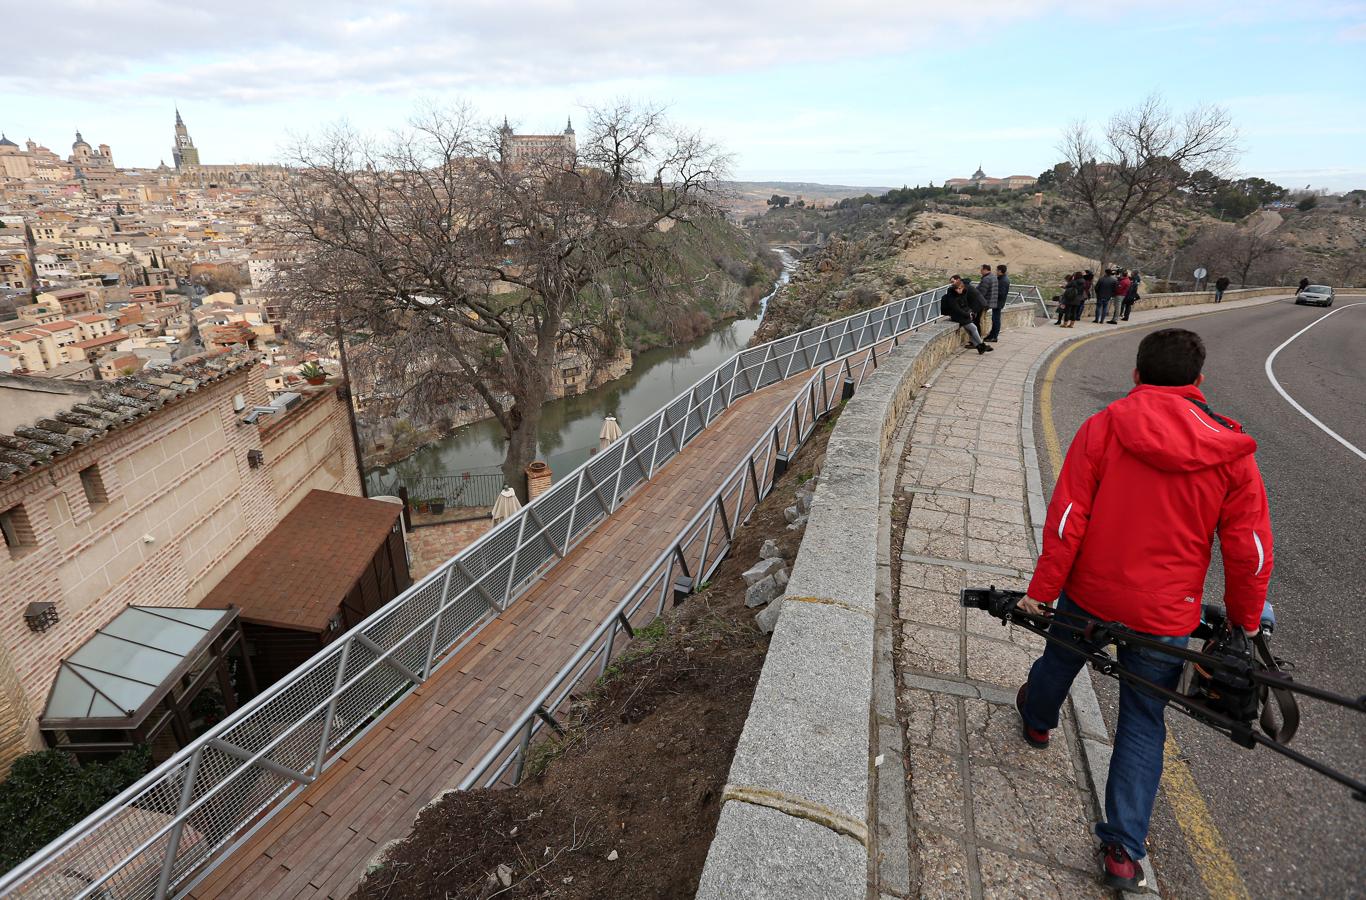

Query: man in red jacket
<box><xmin>1016</xmin><ymin>328</ymin><xmax>1273</xmax><ymax>891</ymax></box>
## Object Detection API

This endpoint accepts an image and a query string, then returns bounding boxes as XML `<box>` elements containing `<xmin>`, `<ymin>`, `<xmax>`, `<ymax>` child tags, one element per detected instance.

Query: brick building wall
<box><xmin>0</xmin><ymin>374</ymin><xmax>362</xmax><ymax>772</ymax></box>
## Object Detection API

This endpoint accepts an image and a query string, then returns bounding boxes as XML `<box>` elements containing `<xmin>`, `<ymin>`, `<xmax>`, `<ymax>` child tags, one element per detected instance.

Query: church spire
<box><xmin>565</xmin><ymin>116</ymin><xmax>574</xmax><ymax>134</ymax></box>
<box><xmin>176</xmin><ymin>106</ymin><xmax>184</xmax><ymax>127</ymax></box>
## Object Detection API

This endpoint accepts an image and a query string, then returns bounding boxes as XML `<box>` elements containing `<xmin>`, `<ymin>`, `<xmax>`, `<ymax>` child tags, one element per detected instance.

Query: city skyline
<box><xmin>2</xmin><ymin>0</ymin><xmax>1364</xmax><ymax>190</ymax></box>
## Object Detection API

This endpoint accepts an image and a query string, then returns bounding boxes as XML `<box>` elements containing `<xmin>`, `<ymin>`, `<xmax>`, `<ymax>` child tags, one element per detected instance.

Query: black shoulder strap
<box><xmin>1187</xmin><ymin>398</ymin><xmax>1236</xmax><ymax>431</ymax></box>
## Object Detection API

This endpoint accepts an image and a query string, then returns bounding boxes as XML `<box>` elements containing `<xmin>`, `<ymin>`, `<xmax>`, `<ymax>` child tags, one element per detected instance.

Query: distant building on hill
<box><xmin>945</xmin><ymin>166</ymin><xmax>1037</xmax><ymax>192</ymax></box>
<box><xmin>499</xmin><ymin>117</ymin><xmax>576</xmax><ymax>170</ymax></box>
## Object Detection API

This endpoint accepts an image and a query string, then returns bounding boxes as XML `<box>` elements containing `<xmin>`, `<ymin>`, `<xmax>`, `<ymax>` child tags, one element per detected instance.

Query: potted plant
<box><xmin>413</xmin><ymin>497</ymin><xmax>430</xmax><ymax>514</ymax></box>
<box><xmin>429</xmin><ymin>497</ymin><xmax>446</xmax><ymax>515</ymax></box>
<box><xmin>299</xmin><ymin>361</ymin><xmax>326</xmax><ymax>385</ymax></box>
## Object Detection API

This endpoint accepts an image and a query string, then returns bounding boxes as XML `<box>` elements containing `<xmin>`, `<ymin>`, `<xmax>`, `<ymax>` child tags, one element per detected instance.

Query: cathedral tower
<box><xmin>172</xmin><ymin>108</ymin><xmax>200</xmax><ymax>169</ymax></box>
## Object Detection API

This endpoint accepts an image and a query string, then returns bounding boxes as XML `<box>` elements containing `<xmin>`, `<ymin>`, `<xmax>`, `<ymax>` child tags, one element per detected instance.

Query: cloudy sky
<box><xmin>4</xmin><ymin>0</ymin><xmax>1365</xmax><ymax>189</ymax></box>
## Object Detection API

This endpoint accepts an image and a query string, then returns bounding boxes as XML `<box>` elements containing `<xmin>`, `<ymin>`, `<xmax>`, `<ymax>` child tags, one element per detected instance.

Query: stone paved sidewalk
<box><xmin>882</xmin><ymin>295</ymin><xmax>1286</xmax><ymax>899</ymax></box>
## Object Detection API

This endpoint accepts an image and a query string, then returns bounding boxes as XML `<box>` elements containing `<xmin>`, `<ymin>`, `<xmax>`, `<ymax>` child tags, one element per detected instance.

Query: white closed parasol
<box><xmin>599</xmin><ymin>415</ymin><xmax>622</xmax><ymax>451</ymax></box>
<box><xmin>491</xmin><ymin>486</ymin><xmax>521</xmax><ymax>524</ymax></box>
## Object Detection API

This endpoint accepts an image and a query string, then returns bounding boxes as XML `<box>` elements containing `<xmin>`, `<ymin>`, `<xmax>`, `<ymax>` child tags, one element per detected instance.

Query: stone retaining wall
<box><xmin>1135</xmin><ymin>285</ymin><xmax>1286</xmax><ymax>311</ymax></box>
<box><xmin>696</xmin><ymin>304</ymin><xmax>1037</xmax><ymax>899</ymax></box>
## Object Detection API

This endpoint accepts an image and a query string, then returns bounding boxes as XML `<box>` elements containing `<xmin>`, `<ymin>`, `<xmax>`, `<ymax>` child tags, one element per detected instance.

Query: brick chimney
<box><xmin>525</xmin><ymin>461</ymin><xmax>553</xmax><ymax>499</ymax></box>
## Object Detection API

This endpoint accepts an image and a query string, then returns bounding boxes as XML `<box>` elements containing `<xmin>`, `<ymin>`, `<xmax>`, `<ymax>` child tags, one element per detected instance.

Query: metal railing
<box><xmin>0</xmin><ymin>284</ymin><xmax>1030</xmax><ymax>900</ymax></box>
<box><xmin>394</xmin><ymin>472</ymin><xmax>505</xmax><ymax>511</ymax></box>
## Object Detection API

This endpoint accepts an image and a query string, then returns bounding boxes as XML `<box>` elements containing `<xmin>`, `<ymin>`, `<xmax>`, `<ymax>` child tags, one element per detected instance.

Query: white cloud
<box><xmin>4</xmin><ymin>0</ymin><xmax>1152</xmax><ymax>102</ymax></box>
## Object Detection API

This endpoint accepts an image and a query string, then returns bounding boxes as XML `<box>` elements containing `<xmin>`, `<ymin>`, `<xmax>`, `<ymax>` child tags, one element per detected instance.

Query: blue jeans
<box><xmin>1094</xmin><ymin>299</ymin><xmax>1110</xmax><ymax>321</ymax></box>
<box><xmin>1021</xmin><ymin>592</ymin><xmax>1188</xmax><ymax>860</ymax></box>
<box><xmin>987</xmin><ymin>305</ymin><xmax>1004</xmax><ymax>340</ymax></box>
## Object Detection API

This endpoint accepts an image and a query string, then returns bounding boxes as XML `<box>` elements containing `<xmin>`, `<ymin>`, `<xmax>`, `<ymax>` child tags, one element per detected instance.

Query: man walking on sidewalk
<box><xmin>1013</xmin><ymin>329</ymin><xmax>1274</xmax><ymax>891</ymax></box>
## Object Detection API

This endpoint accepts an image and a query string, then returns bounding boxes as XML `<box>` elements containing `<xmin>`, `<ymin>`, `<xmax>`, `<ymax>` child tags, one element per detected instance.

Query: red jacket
<box><xmin>1028</xmin><ymin>384</ymin><xmax>1273</xmax><ymax>635</ymax></box>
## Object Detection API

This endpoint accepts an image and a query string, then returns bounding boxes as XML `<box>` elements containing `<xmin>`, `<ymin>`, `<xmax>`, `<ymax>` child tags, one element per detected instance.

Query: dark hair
<box><xmin>951</xmin><ymin>274</ymin><xmax>964</xmax><ymax>282</ymax></box>
<box><xmin>980</xmin><ymin>264</ymin><xmax>991</xmax><ymax>271</ymax></box>
<box><xmin>997</xmin><ymin>264</ymin><xmax>1007</xmax><ymax>274</ymax></box>
<box><xmin>1136</xmin><ymin>328</ymin><xmax>1205</xmax><ymax>386</ymax></box>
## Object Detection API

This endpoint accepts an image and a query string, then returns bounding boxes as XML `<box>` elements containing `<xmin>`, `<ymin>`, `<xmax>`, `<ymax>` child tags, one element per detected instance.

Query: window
<box><xmin>80</xmin><ymin>464</ymin><xmax>109</xmax><ymax>506</ymax></box>
<box><xmin>1</xmin><ymin>504</ymin><xmax>36</xmax><ymax>557</ymax></box>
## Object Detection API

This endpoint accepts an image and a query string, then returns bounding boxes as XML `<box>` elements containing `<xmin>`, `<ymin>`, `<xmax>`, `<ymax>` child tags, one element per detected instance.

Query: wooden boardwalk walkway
<box><xmin>190</xmin><ymin>374</ymin><xmax>810</xmax><ymax>900</ymax></box>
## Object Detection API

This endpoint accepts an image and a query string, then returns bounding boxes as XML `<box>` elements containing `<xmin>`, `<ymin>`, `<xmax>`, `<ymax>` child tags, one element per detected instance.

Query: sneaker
<box><xmin>1100</xmin><ymin>843</ymin><xmax>1147</xmax><ymax>891</ymax></box>
<box><xmin>1015</xmin><ymin>684</ymin><xmax>1049</xmax><ymax>748</ymax></box>
<box><xmin>985</xmin><ymin>337</ymin><xmax>999</xmax><ymax>342</ymax></box>
<box><xmin>1107</xmin><ymin>319</ymin><xmax>1118</xmax><ymax>324</ymax></box>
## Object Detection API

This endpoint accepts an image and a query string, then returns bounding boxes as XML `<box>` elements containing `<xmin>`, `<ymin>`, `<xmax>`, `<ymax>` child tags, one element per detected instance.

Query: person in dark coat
<box><xmin>1119</xmin><ymin>271</ymin><xmax>1141</xmax><ymax>321</ymax></box>
<box><xmin>1214</xmin><ymin>275</ymin><xmax>1231</xmax><ymax>303</ymax></box>
<box><xmin>988</xmin><ymin>263</ymin><xmax>1010</xmax><ymax>341</ymax></box>
<box><xmin>1061</xmin><ymin>272</ymin><xmax>1086</xmax><ymax>327</ymax></box>
<box><xmin>1094</xmin><ymin>269</ymin><xmax>1119</xmax><ymax>323</ymax></box>
<box><xmin>1082</xmin><ymin>270</ymin><xmax>1095</xmax><ymax>321</ymax></box>
<box><xmin>1298</xmin><ymin>277</ymin><xmax>1310</xmax><ymax>294</ymax></box>
<box><xmin>944</xmin><ymin>275</ymin><xmax>993</xmax><ymax>353</ymax></box>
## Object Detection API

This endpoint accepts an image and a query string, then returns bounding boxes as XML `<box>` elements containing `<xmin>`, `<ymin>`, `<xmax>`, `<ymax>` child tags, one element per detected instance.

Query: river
<box><xmin>367</xmin><ymin>250</ymin><xmax>795</xmax><ymax>491</ymax></box>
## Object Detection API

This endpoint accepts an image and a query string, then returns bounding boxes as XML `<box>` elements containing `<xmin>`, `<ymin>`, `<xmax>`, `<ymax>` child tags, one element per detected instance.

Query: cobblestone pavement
<box><xmin>405</xmin><ymin>518</ymin><xmax>490</xmax><ymax>580</ymax></box>
<box><xmin>882</xmin><ymin>294</ymin><xmax>1292</xmax><ymax>899</ymax></box>
<box><xmin>890</xmin><ymin>322</ymin><xmax>1114</xmax><ymax>900</ymax></box>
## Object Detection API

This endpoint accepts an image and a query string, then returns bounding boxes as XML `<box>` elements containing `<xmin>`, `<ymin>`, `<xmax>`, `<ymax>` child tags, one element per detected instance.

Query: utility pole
<box><xmin>334</xmin><ymin>308</ymin><xmax>369</xmax><ymax>498</ymax></box>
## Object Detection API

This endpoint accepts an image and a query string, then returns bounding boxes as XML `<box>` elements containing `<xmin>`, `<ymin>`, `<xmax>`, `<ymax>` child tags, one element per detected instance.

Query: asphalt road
<box><xmin>1034</xmin><ymin>295</ymin><xmax>1366</xmax><ymax>898</ymax></box>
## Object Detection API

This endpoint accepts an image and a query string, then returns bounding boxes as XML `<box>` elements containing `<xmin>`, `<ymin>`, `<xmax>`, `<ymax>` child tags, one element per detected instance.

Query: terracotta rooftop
<box><xmin>0</xmin><ymin>349</ymin><xmax>257</xmax><ymax>484</ymax></box>
<box><xmin>198</xmin><ymin>490</ymin><xmax>402</xmax><ymax>632</ymax></box>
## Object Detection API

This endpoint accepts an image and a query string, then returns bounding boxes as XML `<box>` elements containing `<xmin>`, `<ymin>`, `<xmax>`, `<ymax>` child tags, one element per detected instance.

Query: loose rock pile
<box><xmin>746</xmin><ymin>475</ymin><xmax>818</xmax><ymax>634</ymax></box>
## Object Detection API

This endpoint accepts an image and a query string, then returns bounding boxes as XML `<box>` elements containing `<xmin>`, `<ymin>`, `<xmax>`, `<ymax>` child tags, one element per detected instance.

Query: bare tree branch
<box><xmin>1058</xmin><ymin>94</ymin><xmax>1239</xmax><ymax>269</ymax></box>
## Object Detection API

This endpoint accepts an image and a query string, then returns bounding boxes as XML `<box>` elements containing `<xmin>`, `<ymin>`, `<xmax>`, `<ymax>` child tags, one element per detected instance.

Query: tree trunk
<box><xmin>501</xmin><ymin>398</ymin><xmax>545</xmax><ymax>503</ymax></box>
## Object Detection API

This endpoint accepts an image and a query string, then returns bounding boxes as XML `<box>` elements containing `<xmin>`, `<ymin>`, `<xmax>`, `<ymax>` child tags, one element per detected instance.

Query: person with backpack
<box><xmin>1109</xmin><ymin>271</ymin><xmax>1132</xmax><ymax>324</ymax></box>
<box><xmin>943</xmin><ymin>275</ymin><xmax>994</xmax><ymax>353</ymax></box>
<box><xmin>1094</xmin><ymin>269</ymin><xmax>1119</xmax><ymax>323</ymax></box>
<box><xmin>1215</xmin><ymin>275</ymin><xmax>1231</xmax><ymax>303</ymax></box>
<box><xmin>1015</xmin><ymin>328</ymin><xmax>1273</xmax><ymax>891</ymax></box>
<box><xmin>1061</xmin><ymin>272</ymin><xmax>1085</xmax><ymax>327</ymax></box>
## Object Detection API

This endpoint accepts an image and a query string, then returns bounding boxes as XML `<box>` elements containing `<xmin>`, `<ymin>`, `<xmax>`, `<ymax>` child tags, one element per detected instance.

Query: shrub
<box><xmin>0</xmin><ymin>747</ymin><xmax>151</xmax><ymax>873</ymax></box>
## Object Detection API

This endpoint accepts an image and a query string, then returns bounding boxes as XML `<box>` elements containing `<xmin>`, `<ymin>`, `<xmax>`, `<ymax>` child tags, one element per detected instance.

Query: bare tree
<box><xmin>1059</xmin><ymin>94</ymin><xmax>1238</xmax><ymax>269</ymax></box>
<box><xmin>1198</xmin><ymin>220</ymin><xmax>1288</xmax><ymax>286</ymax></box>
<box><xmin>271</xmin><ymin>102</ymin><xmax>728</xmax><ymax>497</ymax></box>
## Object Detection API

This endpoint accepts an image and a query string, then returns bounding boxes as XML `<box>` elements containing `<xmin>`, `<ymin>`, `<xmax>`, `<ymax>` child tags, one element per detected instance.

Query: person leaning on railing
<box><xmin>944</xmin><ymin>275</ymin><xmax>994</xmax><ymax>354</ymax></box>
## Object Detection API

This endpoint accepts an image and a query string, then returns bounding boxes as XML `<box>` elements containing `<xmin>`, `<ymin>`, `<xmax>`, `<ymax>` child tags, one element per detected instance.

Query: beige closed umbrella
<box><xmin>491</xmin><ymin>486</ymin><xmax>521</xmax><ymax>524</ymax></box>
<box><xmin>599</xmin><ymin>415</ymin><xmax>622</xmax><ymax>451</ymax></box>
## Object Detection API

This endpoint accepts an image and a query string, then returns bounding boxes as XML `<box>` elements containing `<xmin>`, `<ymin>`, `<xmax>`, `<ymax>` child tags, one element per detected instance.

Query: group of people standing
<box><xmin>1054</xmin><ymin>268</ymin><xmax>1142</xmax><ymax>327</ymax></box>
<box><xmin>941</xmin><ymin>263</ymin><xmax>1011</xmax><ymax>354</ymax></box>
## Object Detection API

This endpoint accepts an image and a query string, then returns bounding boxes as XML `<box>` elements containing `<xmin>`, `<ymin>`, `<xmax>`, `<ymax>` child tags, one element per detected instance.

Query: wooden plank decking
<box><xmin>189</xmin><ymin>374</ymin><xmax>812</xmax><ymax>900</ymax></box>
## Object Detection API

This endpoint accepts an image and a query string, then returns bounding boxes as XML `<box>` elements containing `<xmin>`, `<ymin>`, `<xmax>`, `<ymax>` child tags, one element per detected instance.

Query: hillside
<box><xmin>620</xmin><ymin>212</ymin><xmax>780</xmax><ymax>349</ymax></box>
<box><xmin>752</xmin><ymin>211</ymin><xmax>1084</xmax><ymax>342</ymax></box>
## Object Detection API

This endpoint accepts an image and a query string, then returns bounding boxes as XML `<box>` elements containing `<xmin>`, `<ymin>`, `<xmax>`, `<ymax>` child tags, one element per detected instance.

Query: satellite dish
<box><xmin>1193</xmin><ymin>267</ymin><xmax>1208</xmax><ymax>280</ymax></box>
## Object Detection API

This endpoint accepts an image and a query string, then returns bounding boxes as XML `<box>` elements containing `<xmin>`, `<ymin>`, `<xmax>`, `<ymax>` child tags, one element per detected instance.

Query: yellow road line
<box><xmin>1038</xmin><ymin>327</ymin><xmax>1250</xmax><ymax>900</ymax></box>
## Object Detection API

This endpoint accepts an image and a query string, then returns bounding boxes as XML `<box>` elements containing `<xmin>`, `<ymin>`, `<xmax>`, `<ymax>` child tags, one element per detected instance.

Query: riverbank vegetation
<box><xmin>273</xmin><ymin>102</ymin><xmax>776</xmax><ymax>497</ymax></box>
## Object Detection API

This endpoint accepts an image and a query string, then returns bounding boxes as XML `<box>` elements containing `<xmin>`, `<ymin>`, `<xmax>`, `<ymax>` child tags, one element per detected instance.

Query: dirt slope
<box><xmin>899</xmin><ymin>212</ymin><xmax>1091</xmax><ymax>277</ymax></box>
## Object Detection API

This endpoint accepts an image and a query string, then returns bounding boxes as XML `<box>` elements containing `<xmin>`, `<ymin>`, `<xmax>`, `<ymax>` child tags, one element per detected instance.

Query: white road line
<box><xmin>1263</xmin><ymin>303</ymin><xmax>1366</xmax><ymax>461</ymax></box>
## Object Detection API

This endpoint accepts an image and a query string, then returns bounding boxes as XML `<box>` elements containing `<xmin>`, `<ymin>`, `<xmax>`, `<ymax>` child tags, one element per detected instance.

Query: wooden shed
<box><xmin>198</xmin><ymin>490</ymin><xmax>411</xmax><ymax>687</ymax></box>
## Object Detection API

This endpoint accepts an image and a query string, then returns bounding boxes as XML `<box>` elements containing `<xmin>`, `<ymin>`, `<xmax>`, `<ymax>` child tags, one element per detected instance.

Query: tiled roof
<box><xmin>0</xmin><ymin>349</ymin><xmax>256</xmax><ymax>484</ymax></box>
<box><xmin>198</xmin><ymin>490</ymin><xmax>402</xmax><ymax>632</ymax></box>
